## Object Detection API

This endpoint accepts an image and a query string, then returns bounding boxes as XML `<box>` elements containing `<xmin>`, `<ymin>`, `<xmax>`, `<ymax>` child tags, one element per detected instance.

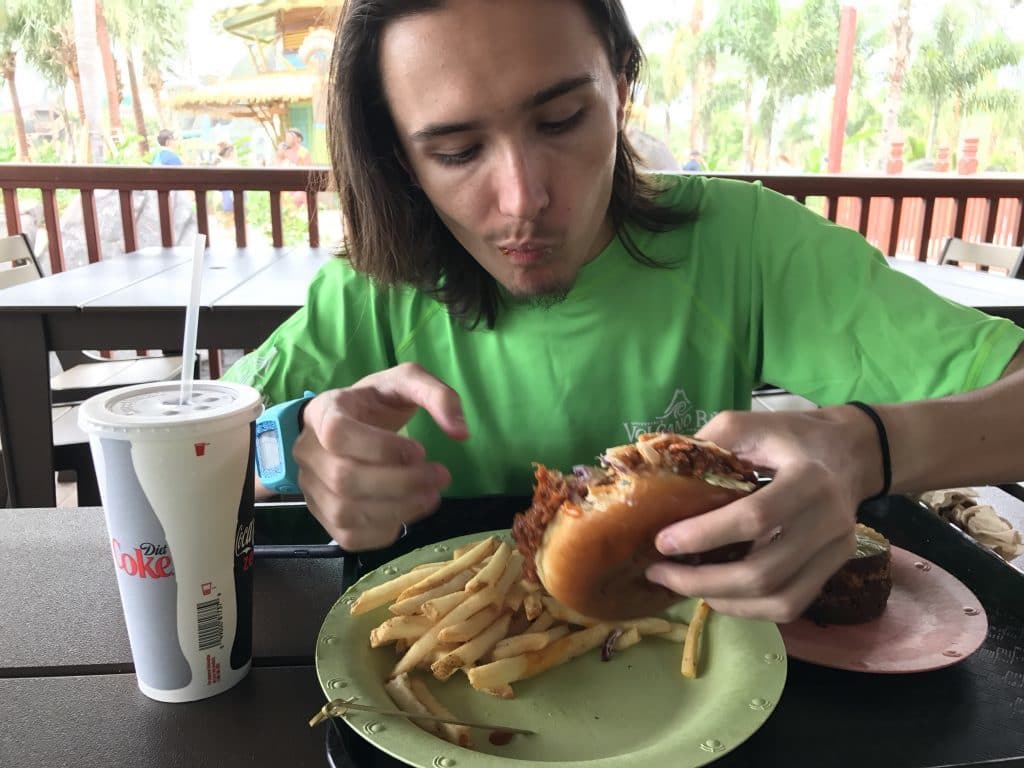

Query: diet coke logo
<box><xmin>235</xmin><ymin>519</ymin><xmax>255</xmax><ymax>557</ymax></box>
<box><xmin>235</xmin><ymin>519</ymin><xmax>255</xmax><ymax>571</ymax></box>
<box><xmin>111</xmin><ymin>538</ymin><xmax>174</xmax><ymax>579</ymax></box>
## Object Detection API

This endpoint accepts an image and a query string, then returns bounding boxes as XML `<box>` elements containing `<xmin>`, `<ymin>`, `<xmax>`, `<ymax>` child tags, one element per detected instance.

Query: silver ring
<box><xmin>769</xmin><ymin>526</ymin><xmax>784</xmax><ymax>545</ymax></box>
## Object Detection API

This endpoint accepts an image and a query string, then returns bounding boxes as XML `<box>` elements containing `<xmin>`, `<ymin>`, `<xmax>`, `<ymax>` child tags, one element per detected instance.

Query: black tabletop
<box><xmin>3</xmin><ymin>497</ymin><xmax>1023</xmax><ymax>768</ymax></box>
<box><xmin>0</xmin><ymin>506</ymin><xmax>346</xmax><ymax>674</ymax></box>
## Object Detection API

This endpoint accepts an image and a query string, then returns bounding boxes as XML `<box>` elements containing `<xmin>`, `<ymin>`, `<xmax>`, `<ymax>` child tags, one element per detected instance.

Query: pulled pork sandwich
<box><xmin>512</xmin><ymin>433</ymin><xmax>758</xmax><ymax>621</ymax></box>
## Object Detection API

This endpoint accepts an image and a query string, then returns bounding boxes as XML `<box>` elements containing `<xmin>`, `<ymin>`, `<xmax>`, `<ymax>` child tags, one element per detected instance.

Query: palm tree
<box><xmin>72</xmin><ymin>0</ymin><xmax>105</xmax><ymax>161</ymax></box>
<box><xmin>760</xmin><ymin>0</ymin><xmax>839</xmax><ymax>167</ymax></box>
<box><xmin>880</xmin><ymin>0</ymin><xmax>913</xmax><ymax>163</ymax></box>
<box><xmin>709</xmin><ymin>0</ymin><xmax>779</xmax><ymax>169</ymax></box>
<box><xmin>906</xmin><ymin>4</ymin><xmax>1021</xmax><ymax>158</ymax></box>
<box><xmin>102</xmin><ymin>0</ymin><xmax>189</xmax><ymax>153</ymax></box>
<box><xmin>710</xmin><ymin>0</ymin><xmax>837</xmax><ymax>169</ymax></box>
<box><xmin>0</xmin><ymin>3</ymin><xmax>30</xmax><ymax>161</ymax></box>
<box><xmin>95</xmin><ymin>0</ymin><xmax>124</xmax><ymax>136</ymax></box>
<box><xmin>15</xmin><ymin>0</ymin><xmax>85</xmax><ymax>125</ymax></box>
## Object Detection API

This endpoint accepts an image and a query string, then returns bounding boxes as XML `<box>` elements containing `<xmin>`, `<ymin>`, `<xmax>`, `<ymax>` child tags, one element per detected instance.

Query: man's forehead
<box><xmin>379</xmin><ymin>0</ymin><xmax>611</xmax><ymax>128</ymax></box>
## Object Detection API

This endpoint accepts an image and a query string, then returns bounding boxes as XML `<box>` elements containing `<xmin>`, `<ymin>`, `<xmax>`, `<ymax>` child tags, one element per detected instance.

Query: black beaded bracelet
<box><xmin>846</xmin><ymin>401</ymin><xmax>892</xmax><ymax>502</ymax></box>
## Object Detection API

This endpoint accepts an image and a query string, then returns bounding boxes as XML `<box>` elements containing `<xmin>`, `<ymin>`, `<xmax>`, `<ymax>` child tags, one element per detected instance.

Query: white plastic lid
<box><xmin>78</xmin><ymin>381</ymin><xmax>263</xmax><ymax>438</ymax></box>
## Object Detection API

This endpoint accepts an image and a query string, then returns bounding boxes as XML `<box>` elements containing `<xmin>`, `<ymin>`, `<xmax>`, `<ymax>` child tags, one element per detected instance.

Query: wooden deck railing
<box><xmin>1</xmin><ymin>165</ymin><xmax>1022</xmax><ymax>274</ymax></box>
<box><xmin>714</xmin><ymin>172</ymin><xmax>1024</xmax><ymax>262</ymax></box>
<box><xmin>0</xmin><ymin>165</ymin><xmax>331</xmax><ymax>273</ymax></box>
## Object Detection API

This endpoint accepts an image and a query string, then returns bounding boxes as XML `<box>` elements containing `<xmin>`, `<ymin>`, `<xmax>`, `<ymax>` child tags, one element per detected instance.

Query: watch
<box><xmin>254</xmin><ymin>390</ymin><xmax>316</xmax><ymax>494</ymax></box>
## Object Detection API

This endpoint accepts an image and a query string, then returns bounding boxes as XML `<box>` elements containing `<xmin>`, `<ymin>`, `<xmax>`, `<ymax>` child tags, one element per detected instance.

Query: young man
<box><xmin>152</xmin><ymin>129</ymin><xmax>183</xmax><ymax>166</ymax></box>
<box><xmin>223</xmin><ymin>0</ymin><xmax>1024</xmax><ymax>622</ymax></box>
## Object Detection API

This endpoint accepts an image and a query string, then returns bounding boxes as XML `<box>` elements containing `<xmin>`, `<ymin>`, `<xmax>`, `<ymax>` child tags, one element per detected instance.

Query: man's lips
<box><xmin>499</xmin><ymin>244</ymin><xmax>554</xmax><ymax>266</ymax></box>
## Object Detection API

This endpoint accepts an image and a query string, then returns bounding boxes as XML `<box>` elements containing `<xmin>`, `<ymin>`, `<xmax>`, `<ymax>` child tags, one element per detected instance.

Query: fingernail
<box><xmin>645</xmin><ymin>565</ymin><xmax>668</xmax><ymax>587</ymax></box>
<box><xmin>655</xmin><ymin>533</ymin><xmax>678</xmax><ymax>555</ymax></box>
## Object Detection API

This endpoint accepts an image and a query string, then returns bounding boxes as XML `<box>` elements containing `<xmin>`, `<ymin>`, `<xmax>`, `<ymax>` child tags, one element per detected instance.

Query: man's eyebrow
<box><xmin>409</xmin><ymin>73</ymin><xmax>598</xmax><ymax>141</ymax></box>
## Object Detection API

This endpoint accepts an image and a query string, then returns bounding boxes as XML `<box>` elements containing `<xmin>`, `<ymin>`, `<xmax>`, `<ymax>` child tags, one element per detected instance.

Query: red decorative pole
<box><xmin>827</xmin><ymin>6</ymin><xmax>857</xmax><ymax>173</ymax></box>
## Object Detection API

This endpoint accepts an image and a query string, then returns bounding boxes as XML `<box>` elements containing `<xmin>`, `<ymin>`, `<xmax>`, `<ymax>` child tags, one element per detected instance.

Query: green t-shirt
<box><xmin>223</xmin><ymin>175</ymin><xmax>1024</xmax><ymax>497</ymax></box>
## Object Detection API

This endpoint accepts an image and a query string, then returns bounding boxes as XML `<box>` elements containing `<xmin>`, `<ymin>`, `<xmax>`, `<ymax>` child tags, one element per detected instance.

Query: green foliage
<box><xmin>8</xmin><ymin>0</ymin><xmax>72</xmax><ymax>88</ymax></box>
<box><xmin>244</xmin><ymin>192</ymin><xmax>309</xmax><ymax>248</ymax></box>
<box><xmin>906</xmin><ymin>3</ymin><xmax>1022</xmax><ymax>153</ymax></box>
<box><xmin>105</xmin><ymin>133</ymin><xmax>149</xmax><ymax>165</ymax></box>
<box><xmin>708</xmin><ymin>0</ymin><xmax>839</xmax><ymax>166</ymax></box>
<box><xmin>30</xmin><ymin>139</ymin><xmax>61</xmax><ymax>163</ymax></box>
<box><xmin>904</xmin><ymin>135</ymin><xmax>926</xmax><ymax>163</ymax></box>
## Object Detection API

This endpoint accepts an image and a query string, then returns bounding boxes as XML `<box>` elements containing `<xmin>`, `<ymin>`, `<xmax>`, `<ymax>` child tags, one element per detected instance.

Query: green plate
<box><xmin>315</xmin><ymin>530</ymin><xmax>787</xmax><ymax>767</ymax></box>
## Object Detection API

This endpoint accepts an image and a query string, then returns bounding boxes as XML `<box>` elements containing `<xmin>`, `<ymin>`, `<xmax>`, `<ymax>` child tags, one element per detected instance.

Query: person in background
<box><xmin>152</xmin><ymin>129</ymin><xmax>183</xmax><ymax>166</ymax></box>
<box><xmin>681</xmin><ymin>149</ymin><xmax>704</xmax><ymax>172</ymax></box>
<box><xmin>223</xmin><ymin>0</ymin><xmax>1024</xmax><ymax>623</ymax></box>
<box><xmin>276</xmin><ymin>128</ymin><xmax>312</xmax><ymax>206</ymax></box>
<box><xmin>215</xmin><ymin>142</ymin><xmax>237</xmax><ymax>214</ymax></box>
<box><xmin>276</xmin><ymin>128</ymin><xmax>312</xmax><ymax>167</ymax></box>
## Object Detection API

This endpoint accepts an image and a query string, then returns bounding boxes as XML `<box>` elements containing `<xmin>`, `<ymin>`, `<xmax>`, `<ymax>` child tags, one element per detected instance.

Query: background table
<box><xmin>887</xmin><ymin>257</ymin><xmax>1024</xmax><ymax>325</ymax></box>
<box><xmin>0</xmin><ymin>245</ymin><xmax>330</xmax><ymax>507</ymax></box>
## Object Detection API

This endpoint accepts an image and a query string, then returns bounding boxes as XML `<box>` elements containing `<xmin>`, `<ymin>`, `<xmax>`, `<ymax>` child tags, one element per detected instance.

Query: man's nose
<box><xmin>495</xmin><ymin>145</ymin><xmax>550</xmax><ymax>221</ymax></box>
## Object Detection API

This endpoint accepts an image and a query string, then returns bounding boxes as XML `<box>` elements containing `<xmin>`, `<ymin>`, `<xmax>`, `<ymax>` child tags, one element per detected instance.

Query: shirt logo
<box><xmin>624</xmin><ymin>388</ymin><xmax>716</xmax><ymax>441</ymax></box>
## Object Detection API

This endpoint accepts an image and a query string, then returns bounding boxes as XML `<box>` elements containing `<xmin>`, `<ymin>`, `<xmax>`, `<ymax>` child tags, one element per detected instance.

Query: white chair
<box><xmin>940</xmin><ymin>237</ymin><xmax>1024</xmax><ymax>278</ymax></box>
<box><xmin>0</xmin><ymin>234</ymin><xmax>190</xmax><ymax>505</ymax></box>
<box><xmin>0</xmin><ymin>233</ymin><xmax>42</xmax><ymax>289</ymax></box>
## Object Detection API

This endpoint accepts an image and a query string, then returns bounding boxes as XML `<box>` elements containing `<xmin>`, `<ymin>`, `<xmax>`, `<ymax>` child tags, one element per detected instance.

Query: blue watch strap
<box><xmin>255</xmin><ymin>390</ymin><xmax>316</xmax><ymax>494</ymax></box>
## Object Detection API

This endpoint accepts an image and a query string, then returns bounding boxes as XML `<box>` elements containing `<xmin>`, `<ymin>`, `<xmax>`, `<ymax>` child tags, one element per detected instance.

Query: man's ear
<box><xmin>615</xmin><ymin>73</ymin><xmax>629</xmax><ymax>131</ymax></box>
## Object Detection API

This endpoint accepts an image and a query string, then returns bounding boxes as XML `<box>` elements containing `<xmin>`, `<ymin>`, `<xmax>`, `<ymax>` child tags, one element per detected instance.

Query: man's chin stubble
<box><xmin>507</xmin><ymin>285</ymin><xmax>572</xmax><ymax>309</ymax></box>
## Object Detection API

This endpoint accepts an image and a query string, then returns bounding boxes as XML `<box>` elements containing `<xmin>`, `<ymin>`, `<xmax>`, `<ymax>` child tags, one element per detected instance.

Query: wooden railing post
<box><xmin>872</xmin><ymin>140</ymin><xmax>905</xmax><ymax>255</ymax></box>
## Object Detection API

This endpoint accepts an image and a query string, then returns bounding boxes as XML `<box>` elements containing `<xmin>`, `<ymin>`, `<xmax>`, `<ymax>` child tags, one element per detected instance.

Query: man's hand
<box><xmin>292</xmin><ymin>363</ymin><xmax>468</xmax><ymax>551</ymax></box>
<box><xmin>645</xmin><ymin>406</ymin><xmax>882</xmax><ymax>623</ymax></box>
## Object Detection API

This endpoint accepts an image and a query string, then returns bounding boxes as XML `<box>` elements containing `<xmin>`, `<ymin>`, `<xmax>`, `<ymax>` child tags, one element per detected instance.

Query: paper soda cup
<box><xmin>79</xmin><ymin>381</ymin><xmax>263</xmax><ymax>702</ymax></box>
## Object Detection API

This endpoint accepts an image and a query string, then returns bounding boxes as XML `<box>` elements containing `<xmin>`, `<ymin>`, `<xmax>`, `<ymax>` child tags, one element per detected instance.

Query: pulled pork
<box><xmin>511</xmin><ymin>433</ymin><xmax>757</xmax><ymax>582</ymax></box>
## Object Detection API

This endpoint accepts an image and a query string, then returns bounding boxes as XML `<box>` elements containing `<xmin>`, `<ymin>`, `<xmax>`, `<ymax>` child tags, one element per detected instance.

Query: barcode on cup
<box><xmin>197</xmin><ymin>598</ymin><xmax>224</xmax><ymax>651</ymax></box>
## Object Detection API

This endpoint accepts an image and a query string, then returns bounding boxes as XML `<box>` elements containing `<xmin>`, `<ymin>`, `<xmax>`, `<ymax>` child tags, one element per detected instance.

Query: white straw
<box><xmin>178</xmin><ymin>234</ymin><xmax>206</xmax><ymax>406</ymax></box>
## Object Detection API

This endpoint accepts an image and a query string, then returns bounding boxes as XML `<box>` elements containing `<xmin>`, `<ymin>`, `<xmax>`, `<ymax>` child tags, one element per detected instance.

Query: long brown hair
<box><xmin>328</xmin><ymin>0</ymin><xmax>695</xmax><ymax>329</ymax></box>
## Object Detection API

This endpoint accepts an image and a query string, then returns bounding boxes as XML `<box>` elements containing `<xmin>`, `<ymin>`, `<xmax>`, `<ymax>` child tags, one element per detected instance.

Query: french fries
<box><xmin>389</xmin><ymin>570</ymin><xmax>474</xmax><ymax>616</ymax></box>
<box><xmin>681</xmin><ymin>599</ymin><xmax>712</xmax><ymax>679</ymax></box>
<box><xmin>465</xmin><ymin>541</ymin><xmax>511</xmax><ymax>592</ymax></box>
<box><xmin>356</xmin><ymin>535</ymin><xmax>712</xmax><ymax>754</ymax></box>
<box><xmin>383</xmin><ymin>673</ymin><xmax>445</xmax><ymax>738</ymax></box>
<box><xmin>370</xmin><ymin>615</ymin><xmax>433</xmax><ymax>648</ymax></box>
<box><xmin>391</xmin><ymin>586</ymin><xmax>500</xmax><ymax>678</ymax></box>
<box><xmin>395</xmin><ymin>537</ymin><xmax>498</xmax><ymax>601</ymax></box>
<box><xmin>431</xmin><ymin>612</ymin><xmax>512</xmax><ymax>680</ymax></box>
<box><xmin>349</xmin><ymin>562</ymin><xmax>444</xmax><ymax>615</ymax></box>
<box><xmin>467</xmin><ymin>623</ymin><xmax>613</xmax><ymax>691</ymax></box>
<box><xmin>407</xmin><ymin>674</ymin><xmax>473</xmax><ymax>749</ymax></box>
<box><xmin>437</xmin><ymin>605</ymin><xmax>502</xmax><ymax>644</ymax></box>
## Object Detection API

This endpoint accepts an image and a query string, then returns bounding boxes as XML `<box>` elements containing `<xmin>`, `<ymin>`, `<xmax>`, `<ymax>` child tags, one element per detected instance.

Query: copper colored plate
<box><xmin>779</xmin><ymin>546</ymin><xmax>988</xmax><ymax>673</ymax></box>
